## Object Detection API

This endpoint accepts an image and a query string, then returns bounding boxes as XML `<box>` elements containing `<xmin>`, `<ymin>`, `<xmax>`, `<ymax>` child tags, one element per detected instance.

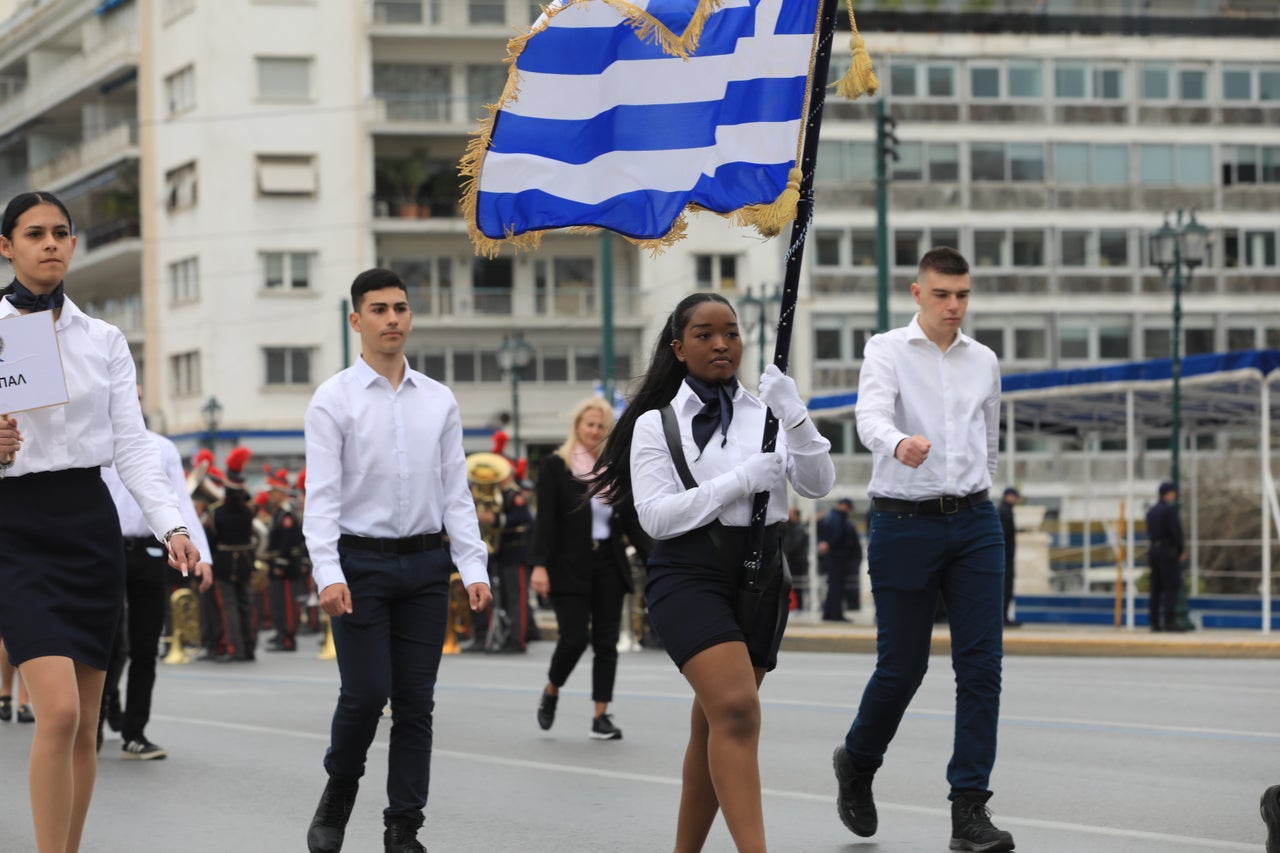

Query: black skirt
<box><xmin>645</xmin><ymin>524</ymin><xmax>787</xmax><ymax>672</ymax></box>
<box><xmin>0</xmin><ymin>468</ymin><xmax>126</xmax><ymax>670</ymax></box>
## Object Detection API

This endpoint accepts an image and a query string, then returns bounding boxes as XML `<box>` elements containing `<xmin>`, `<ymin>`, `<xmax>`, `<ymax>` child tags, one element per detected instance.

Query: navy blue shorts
<box><xmin>645</xmin><ymin>524</ymin><xmax>787</xmax><ymax>672</ymax></box>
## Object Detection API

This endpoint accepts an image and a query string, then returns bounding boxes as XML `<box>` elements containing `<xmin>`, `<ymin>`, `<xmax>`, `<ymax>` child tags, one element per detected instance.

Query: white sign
<box><xmin>0</xmin><ymin>311</ymin><xmax>69</xmax><ymax>414</ymax></box>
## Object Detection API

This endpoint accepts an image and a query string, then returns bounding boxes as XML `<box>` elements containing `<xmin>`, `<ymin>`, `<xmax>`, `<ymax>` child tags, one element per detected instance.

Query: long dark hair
<box><xmin>588</xmin><ymin>292</ymin><xmax>735</xmax><ymax>507</ymax></box>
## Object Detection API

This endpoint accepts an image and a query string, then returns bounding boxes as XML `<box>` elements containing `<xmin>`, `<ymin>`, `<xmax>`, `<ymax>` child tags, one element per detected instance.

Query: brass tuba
<box><xmin>466</xmin><ymin>452</ymin><xmax>512</xmax><ymax>555</ymax></box>
<box><xmin>163</xmin><ymin>587</ymin><xmax>202</xmax><ymax>664</ymax></box>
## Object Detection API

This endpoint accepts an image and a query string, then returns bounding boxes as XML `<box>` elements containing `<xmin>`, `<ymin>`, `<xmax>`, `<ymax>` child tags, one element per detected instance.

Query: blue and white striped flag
<box><xmin>462</xmin><ymin>0</ymin><xmax>872</xmax><ymax>256</ymax></box>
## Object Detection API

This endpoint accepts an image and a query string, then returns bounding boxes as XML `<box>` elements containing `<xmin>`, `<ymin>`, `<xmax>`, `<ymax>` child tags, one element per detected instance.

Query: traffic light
<box><xmin>877</xmin><ymin>111</ymin><xmax>900</xmax><ymax>168</ymax></box>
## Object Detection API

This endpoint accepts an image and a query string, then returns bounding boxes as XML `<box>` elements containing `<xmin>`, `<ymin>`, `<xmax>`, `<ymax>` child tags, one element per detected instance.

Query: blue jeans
<box><xmin>844</xmin><ymin>500</ymin><xmax>1005</xmax><ymax>797</ymax></box>
<box><xmin>324</xmin><ymin>546</ymin><xmax>451</xmax><ymax>824</ymax></box>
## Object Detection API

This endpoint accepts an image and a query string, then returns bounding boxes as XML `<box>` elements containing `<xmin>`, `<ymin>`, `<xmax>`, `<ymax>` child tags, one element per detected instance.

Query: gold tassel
<box><xmin>837</xmin><ymin>0</ymin><xmax>879</xmax><ymax>100</ymax></box>
<box><xmin>734</xmin><ymin>168</ymin><xmax>802</xmax><ymax>238</ymax></box>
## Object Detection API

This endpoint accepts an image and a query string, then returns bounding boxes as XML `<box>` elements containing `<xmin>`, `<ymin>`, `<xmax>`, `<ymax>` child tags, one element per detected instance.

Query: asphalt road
<box><xmin>0</xmin><ymin>636</ymin><xmax>1275</xmax><ymax>852</ymax></box>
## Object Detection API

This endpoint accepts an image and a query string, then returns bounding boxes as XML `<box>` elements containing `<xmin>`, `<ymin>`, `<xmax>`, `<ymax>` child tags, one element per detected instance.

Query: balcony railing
<box><xmin>372</xmin><ymin>193</ymin><xmax>461</xmax><ymax>219</ymax></box>
<box><xmin>82</xmin><ymin>217</ymin><xmax>140</xmax><ymax>252</ymax></box>
<box><xmin>28</xmin><ymin>123</ymin><xmax>138</xmax><ymax>189</ymax></box>
<box><xmin>3</xmin><ymin>31</ymin><xmax>139</xmax><ymax>129</ymax></box>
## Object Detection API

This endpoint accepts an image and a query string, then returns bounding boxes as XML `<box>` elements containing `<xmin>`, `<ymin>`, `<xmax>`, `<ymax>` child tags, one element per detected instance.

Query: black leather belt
<box><xmin>123</xmin><ymin>536</ymin><xmax>159</xmax><ymax>550</ymax></box>
<box><xmin>338</xmin><ymin>533</ymin><xmax>443</xmax><ymax>554</ymax></box>
<box><xmin>872</xmin><ymin>489</ymin><xmax>990</xmax><ymax>515</ymax></box>
<box><xmin>591</xmin><ymin>538</ymin><xmax>610</xmax><ymax>551</ymax></box>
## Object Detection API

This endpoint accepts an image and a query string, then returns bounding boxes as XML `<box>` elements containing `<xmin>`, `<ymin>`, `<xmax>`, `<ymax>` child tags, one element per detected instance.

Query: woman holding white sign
<box><xmin>0</xmin><ymin>191</ymin><xmax>204</xmax><ymax>853</ymax></box>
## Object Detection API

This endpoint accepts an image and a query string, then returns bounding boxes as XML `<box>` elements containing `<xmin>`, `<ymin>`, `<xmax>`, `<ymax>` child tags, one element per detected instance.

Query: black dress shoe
<box><xmin>307</xmin><ymin>779</ymin><xmax>359</xmax><ymax>853</ymax></box>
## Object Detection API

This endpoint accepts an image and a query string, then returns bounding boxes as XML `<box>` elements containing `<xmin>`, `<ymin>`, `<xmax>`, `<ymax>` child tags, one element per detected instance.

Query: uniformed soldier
<box><xmin>206</xmin><ymin>448</ymin><xmax>259</xmax><ymax>662</ymax></box>
<box><xmin>263</xmin><ymin>467</ymin><xmax>305</xmax><ymax>652</ymax></box>
<box><xmin>1146</xmin><ymin>481</ymin><xmax>1186</xmax><ymax>632</ymax></box>
<box><xmin>491</xmin><ymin>464</ymin><xmax>533</xmax><ymax>653</ymax></box>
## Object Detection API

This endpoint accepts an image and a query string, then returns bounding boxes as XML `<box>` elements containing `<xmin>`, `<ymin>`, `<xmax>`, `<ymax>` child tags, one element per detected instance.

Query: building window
<box><xmin>164</xmin><ymin>64</ymin><xmax>195</xmax><ymax>116</ymax></box>
<box><xmin>264</xmin><ymin>347</ymin><xmax>313</xmax><ymax>385</ymax></box>
<box><xmin>889</xmin><ymin>60</ymin><xmax>918</xmax><ymax>97</ymax></box>
<box><xmin>256</xmin><ymin>57</ymin><xmax>312</xmax><ymax>100</ymax></box>
<box><xmin>894</xmin><ymin>230</ymin><xmax>922</xmax><ymax>267</ymax></box>
<box><xmin>165</xmin><ymin>161</ymin><xmax>197</xmax><ymax>211</ymax></box>
<box><xmin>1054</xmin><ymin>62</ymin><xmax>1087</xmax><ymax>98</ymax></box>
<box><xmin>170</xmin><ymin>350</ymin><xmax>201</xmax><ymax>397</ymax></box>
<box><xmin>468</xmin><ymin>0</ymin><xmax>505</xmax><ymax>24</ymax></box>
<box><xmin>1223</xmin><ymin>145</ymin><xmax>1280</xmax><ymax>185</ymax></box>
<box><xmin>1141</xmin><ymin>63</ymin><xmax>1171</xmax><ymax>100</ymax></box>
<box><xmin>373</xmin><ymin>63</ymin><xmax>452</xmax><ymax>122</ymax></box>
<box><xmin>971</xmin><ymin>142</ymin><xmax>1005</xmax><ymax>181</ymax></box>
<box><xmin>533</xmin><ymin>256</ymin><xmax>596</xmax><ymax>315</ymax></box>
<box><xmin>1007</xmin><ymin>61</ymin><xmax>1042</xmax><ymax>98</ymax></box>
<box><xmin>466</xmin><ymin>65</ymin><xmax>506</xmax><ymax>119</ymax></box>
<box><xmin>816</xmin><ymin>140</ymin><xmax>874</xmax><ymax>183</ymax></box>
<box><xmin>969</xmin><ymin>65</ymin><xmax>1000</xmax><ymax>98</ymax></box>
<box><xmin>1060</xmin><ymin>231</ymin><xmax>1089</xmax><ymax>267</ymax></box>
<box><xmin>1099</xmin><ymin>325</ymin><xmax>1131</xmax><ymax>359</ymax></box>
<box><xmin>1009</xmin><ymin>144</ymin><xmax>1045</xmax><ymax>182</ymax></box>
<box><xmin>815</xmin><ymin>231</ymin><xmax>842</xmax><ymax>267</ymax></box>
<box><xmin>1099</xmin><ymin>229</ymin><xmax>1129</xmax><ymax>267</ymax></box>
<box><xmin>256</xmin><ymin>154</ymin><xmax>318</xmax><ymax>196</ymax></box>
<box><xmin>694</xmin><ymin>254</ymin><xmax>739</xmax><ymax>292</ymax></box>
<box><xmin>973</xmin><ymin>327</ymin><xmax>1004</xmax><ymax>358</ymax></box>
<box><xmin>163</xmin><ymin>0</ymin><xmax>195</xmax><ymax>23</ymax></box>
<box><xmin>1262</xmin><ymin>68</ymin><xmax>1280</xmax><ymax>101</ymax></box>
<box><xmin>1138</xmin><ymin>144</ymin><xmax>1175</xmax><ymax>185</ymax></box>
<box><xmin>262</xmin><ymin>251</ymin><xmax>314</xmax><ymax>290</ymax></box>
<box><xmin>1014</xmin><ymin>327</ymin><xmax>1047</xmax><ymax>360</ymax></box>
<box><xmin>1179</xmin><ymin>68</ymin><xmax>1207</xmax><ymax>101</ymax></box>
<box><xmin>1059</xmin><ymin>326</ymin><xmax>1089</xmax><ymax>360</ymax></box>
<box><xmin>892</xmin><ymin>142</ymin><xmax>923</xmax><ymax>181</ymax></box>
<box><xmin>169</xmin><ymin>256</ymin><xmax>199</xmax><ymax>304</ymax></box>
<box><xmin>1011</xmin><ymin>230</ymin><xmax>1044</xmax><ymax>267</ymax></box>
<box><xmin>927</xmin><ymin>64</ymin><xmax>955</xmax><ymax>97</ymax></box>
<box><xmin>974</xmin><ymin>231</ymin><xmax>1005</xmax><ymax>267</ymax></box>
<box><xmin>814</xmin><ymin>327</ymin><xmax>842</xmax><ymax>361</ymax></box>
<box><xmin>472</xmin><ymin>257</ymin><xmax>514</xmax><ymax>314</ymax></box>
<box><xmin>1222</xmin><ymin>66</ymin><xmax>1252</xmax><ymax>101</ymax></box>
<box><xmin>851</xmin><ymin>231</ymin><xmax>876</xmax><ymax>267</ymax></box>
<box><xmin>928</xmin><ymin>143</ymin><xmax>959</xmax><ymax>181</ymax></box>
<box><xmin>1243</xmin><ymin>231</ymin><xmax>1277</xmax><ymax>268</ymax></box>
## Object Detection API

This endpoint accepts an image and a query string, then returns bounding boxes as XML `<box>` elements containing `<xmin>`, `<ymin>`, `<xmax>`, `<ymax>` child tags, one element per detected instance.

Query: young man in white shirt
<box><xmin>833</xmin><ymin>247</ymin><xmax>1013</xmax><ymax>852</ymax></box>
<box><xmin>302</xmin><ymin>268</ymin><xmax>492</xmax><ymax>853</ymax></box>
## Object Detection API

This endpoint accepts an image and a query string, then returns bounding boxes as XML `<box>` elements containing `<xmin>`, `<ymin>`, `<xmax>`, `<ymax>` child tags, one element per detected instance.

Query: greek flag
<box><xmin>463</xmin><ymin>0</ymin><xmax>828</xmax><ymax>255</ymax></box>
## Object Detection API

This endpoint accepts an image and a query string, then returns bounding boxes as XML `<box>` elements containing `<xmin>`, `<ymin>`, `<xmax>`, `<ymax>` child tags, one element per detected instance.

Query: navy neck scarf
<box><xmin>4</xmin><ymin>278</ymin><xmax>65</xmax><ymax>313</ymax></box>
<box><xmin>686</xmin><ymin>374</ymin><xmax>739</xmax><ymax>456</ymax></box>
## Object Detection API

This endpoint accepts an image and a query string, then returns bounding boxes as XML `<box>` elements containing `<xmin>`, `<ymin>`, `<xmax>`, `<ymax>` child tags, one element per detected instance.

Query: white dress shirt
<box><xmin>855</xmin><ymin>315</ymin><xmax>1001</xmax><ymax>501</ymax></box>
<box><xmin>0</xmin><ymin>297</ymin><xmax>183</xmax><ymax>538</ymax></box>
<box><xmin>102</xmin><ymin>431</ymin><xmax>212</xmax><ymax>560</ymax></box>
<box><xmin>631</xmin><ymin>379</ymin><xmax>835</xmax><ymax>540</ymax></box>
<box><xmin>303</xmin><ymin>356</ymin><xmax>489</xmax><ymax>592</ymax></box>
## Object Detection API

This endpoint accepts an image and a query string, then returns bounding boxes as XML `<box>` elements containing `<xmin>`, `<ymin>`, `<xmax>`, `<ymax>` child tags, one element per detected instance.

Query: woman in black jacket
<box><xmin>530</xmin><ymin>396</ymin><xmax>649</xmax><ymax>740</ymax></box>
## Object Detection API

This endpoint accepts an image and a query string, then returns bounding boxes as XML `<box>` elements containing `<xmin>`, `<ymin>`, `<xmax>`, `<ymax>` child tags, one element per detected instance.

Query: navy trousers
<box><xmin>325</xmin><ymin>546</ymin><xmax>451</xmax><ymax>825</ymax></box>
<box><xmin>844</xmin><ymin>500</ymin><xmax>1005</xmax><ymax>797</ymax></box>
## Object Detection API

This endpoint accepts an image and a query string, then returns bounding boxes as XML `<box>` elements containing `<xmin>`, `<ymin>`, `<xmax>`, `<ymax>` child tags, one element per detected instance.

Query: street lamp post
<box><xmin>1148</xmin><ymin>210</ymin><xmax>1208</xmax><ymax>496</ymax></box>
<box><xmin>739</xmin><ymin>285</ymin><xmax>783</xmax><ymax>375</ymax></box>
<box><xmin>496</xmin><ymin>333</ymin><xmax>534</xmax><ymax>459</ymax></box>
<box><xmin>201</xmin><ymin>395</ymin><xmax>222</xmax><ymax>452</ymax></box>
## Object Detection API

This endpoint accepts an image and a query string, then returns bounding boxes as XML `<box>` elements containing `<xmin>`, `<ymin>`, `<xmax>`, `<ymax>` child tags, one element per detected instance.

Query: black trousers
<box><xmin>215</xmin><ymin>577</ymin><xmax>255</xmax><ymax>660</ymax></box>
<box><xmin>104</xmin><ymin>540</ymin><xmax>169</xmax><ymax>742</ymax></box>
<box><xmin>326</xmin><ymin>545</ymin><xmax>451</xmax><ymax>825</ymax></box>
<box><xmin>821</xmin><ymin>555</ymin><xmax>849</xmax><ymax>620</ymax></box>
<box><xmin>269</xmin><ymin>575</ymin><xmax>299</xmax><ymax>647</ymax></box>
<box><xmin>1149</xmin><ymin>551</ymin><xmax>1181</xmax><ymax>629</ymax></box>
<box><xmin>547</xmin><ymin>548</ymin><xmax>625</xmax><ymax>703</ymax></box>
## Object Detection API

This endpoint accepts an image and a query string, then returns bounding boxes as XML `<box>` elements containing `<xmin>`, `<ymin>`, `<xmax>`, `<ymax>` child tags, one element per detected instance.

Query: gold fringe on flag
<box><xmin>837</xmin><ymin>0</ymin><xmax>879</xmax><ymax>100</ymax></box>
<box><xmin>461</xmin><ymin>0</ymin><xmax>879</xmax><ymax>257</ymax></box>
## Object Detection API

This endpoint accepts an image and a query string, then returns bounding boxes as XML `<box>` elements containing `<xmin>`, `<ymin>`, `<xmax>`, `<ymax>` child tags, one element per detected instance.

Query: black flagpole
<box><xmin>739</xmin><ymin>0</ymin><xmax>842</xmax><ymax>621</ymax></box>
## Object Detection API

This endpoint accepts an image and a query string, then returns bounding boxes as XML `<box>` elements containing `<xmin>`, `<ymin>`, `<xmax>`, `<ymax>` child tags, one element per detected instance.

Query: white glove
<box><xmin>758</xmin><ymin>364</ymin><xmax>807</xmax><ymax>428</ymax></box>
<box><xmin>740</xmin><ymin>452</ymin><xmax>786</xmax><ymax>495</ymax></box>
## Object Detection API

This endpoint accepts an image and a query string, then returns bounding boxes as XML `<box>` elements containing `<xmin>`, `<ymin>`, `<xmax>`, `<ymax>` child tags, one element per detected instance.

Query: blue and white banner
<box><xmin>463</xmin><ymin>0</ymin><xmax>849</xmax><ymax>256</ymax></box>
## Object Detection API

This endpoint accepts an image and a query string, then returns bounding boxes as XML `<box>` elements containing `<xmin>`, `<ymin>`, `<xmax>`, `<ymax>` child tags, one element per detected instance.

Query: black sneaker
<box><xmin>16</xmin><ymin>704</ymin><xmax>34</xmax><ymax>724</ymax></box>
<box><xmin>590</xmin><ymin>713</ymin><xmax>622</xmax><ymax>740</ymax></box>
<box><xmin>832</xmin><ymin>745</ymin><xmax>877</xmax><ymax>837</ymax></box>
<box><xmin>307</xmin><ymin>778</ymin><xmax>359</xmax><ymax>853</ymax></box>
<box><xmin>384</xmin><ymin>819</ymin><xmax>426</xmax><ymax>853</ymax></box>
<box><xmin>122</xmin><ymin>738</ymin><xmax>167</xmax><ymax>760</ymax></box>
<box><xmin>950</xmin><ymin>792</ymin><xmax>1014</xmax><ymax>852</ymax></box>
<box><xmin>1262</xmin><ymin>784</ymin><xmax>1280</xmax><ymax>853</ymax></box>
<box><xmin>536</xmin><ymin>690</ymin><xmax>558</xmax><ymax>731</ymax></box>
<box><xmin>0</xmin><ymin>694</ymin><xmax>10</xmax><ymax>722</ymax></box>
